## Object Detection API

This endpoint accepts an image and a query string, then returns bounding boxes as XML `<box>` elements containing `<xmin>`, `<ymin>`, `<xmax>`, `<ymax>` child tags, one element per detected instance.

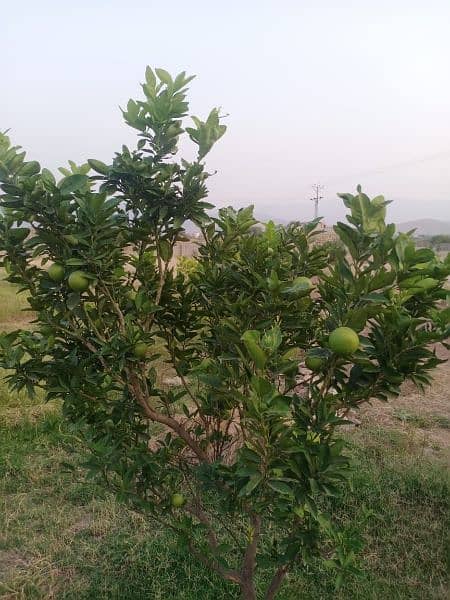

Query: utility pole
<box><xmin>310</xmin><ymin>184</ymin><xmax>323</xmax><ymax>220</ymax></box>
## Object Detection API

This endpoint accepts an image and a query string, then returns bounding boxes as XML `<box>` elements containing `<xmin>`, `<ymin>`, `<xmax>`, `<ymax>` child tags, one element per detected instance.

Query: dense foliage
<box><xmin>0</xmin><ymin>68</ymin><xmax>449</xmax><ymax>599</ymax></box>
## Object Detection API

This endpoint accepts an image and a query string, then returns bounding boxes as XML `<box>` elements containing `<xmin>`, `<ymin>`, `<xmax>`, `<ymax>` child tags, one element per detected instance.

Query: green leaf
<box><xmin>267</xmin><ymin>480</ymin><xmax>294</xmax><ymax>497</ymax></box>
<box><xmin>88</xmin><ymin>159</ymin><xmax>109</xmax><ymax>175</ymax></box>
<box><xmin>67</xmin><ymin>293</ymin><xmax>80</xmax><ymax>310</ymax></box>
<box><xmin>262</xmin><ymin>325</ymin><xmax>282</xmax><ymax>353</ymax></box>
<box><xmin>63</xmin><ymin>234</ymin><xmax>79</xmax><ymax>246</ymax></box>
<box><xmin>345</xmin><ymin>307</ymin><xmax>369</xmax><ymax>331</ymax></box>
<box><xmin>155</xmin><ymin>68</ymin><xmax>173</xmax><ymax>86</ymax></box>
<box><xmin>360</xmin><ymin>293</ymin><xmax>388</xmax><ymax>304</ymax></box>
<box><xmin>241</xmin><ymin>331</ymin><xmax>268</xmax><ymax>370</ymax></box>
<box><xmin>158</xmin><ymin>240</ymin><xmax>173</xmax><ymax>262</ymax></box>
<box><xmin>20</xmin><ymin>161</ymin><xmax>40</xmax><ymax>176</ymax></box>
<box><xmin>145</xmin><ymin>66</ymin><xmax>157</xmax><ymax>91</ymax></box>
<box><xmin>58</xmin><ymin>174</ymin><xmax>89</xmax><ymax>195</ymax></box>
<box><xmin>238</xmin><ymin>474</ymin><xmax>263</xmax><ymax>497</ymax></box>
<box><xmin>367</xmin><ymin>269</ymin><xmax>396</xmax><ymax>292</ymax></box>
<box><xmin>41</xmin><ymin>168</ymin><xmax>56</xmax><ymax>185</ymax></box>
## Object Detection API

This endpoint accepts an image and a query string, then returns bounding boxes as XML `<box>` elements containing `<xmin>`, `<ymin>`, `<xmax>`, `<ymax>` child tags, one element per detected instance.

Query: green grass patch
<box><xmin>0</xmin><ymin>273</ymin><xmax>34</xmax><ymax>331</ymax></box>
<box><xmin>1</xmin><ymin>400</ymin><xmax>448</xmax><ymax>599</ymax></box>
<box><xmin>393</xmin><ymin>409</ymin><xmax>450</xmax><ymax>430</ymax></box>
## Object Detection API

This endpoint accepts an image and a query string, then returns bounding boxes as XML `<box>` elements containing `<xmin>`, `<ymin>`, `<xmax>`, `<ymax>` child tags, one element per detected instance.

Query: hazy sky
<box><xmin>3</xmin><ymin>0</ymin><xmax>450</xmax><ymax>224</ymax></box>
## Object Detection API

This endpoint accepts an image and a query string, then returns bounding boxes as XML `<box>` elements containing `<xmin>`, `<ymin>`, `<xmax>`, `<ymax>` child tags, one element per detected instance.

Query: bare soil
<box><xmin>358</xmin><ymin>346</ymin><xmax>450</xmax><ymax>462</ymax></box>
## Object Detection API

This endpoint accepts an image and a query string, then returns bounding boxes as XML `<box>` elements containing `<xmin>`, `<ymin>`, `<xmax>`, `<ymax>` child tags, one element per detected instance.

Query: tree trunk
<box><xmin>240</xmin><ymin>579</ymin><xmax>257</xmax><ymax>600</ymax></box>
<box><xmin>239</xmin><ymin>514</ymin><xmax>261</xmax><ymax>600</ymax></box>
<box><xmin>264</xmin><ymin>565</ymin><xmax>288</xmax><ymax>600</ymax></box>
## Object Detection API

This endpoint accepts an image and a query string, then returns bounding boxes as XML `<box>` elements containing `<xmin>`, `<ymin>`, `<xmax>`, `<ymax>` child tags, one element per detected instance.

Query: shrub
<box><xmin>0</xmin><ymin>68</ymin><xmax>449</xmax><ymax>599</ymax></box>
<box><xmin>177</xmin><ymin>255</ymin><xmax>199</xmax><ymax>279</ymax></box>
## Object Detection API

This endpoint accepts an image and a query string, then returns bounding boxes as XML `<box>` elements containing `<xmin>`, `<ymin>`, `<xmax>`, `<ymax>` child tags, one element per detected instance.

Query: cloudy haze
<box><xmin>3</xmin><ymin>0</ymin><xmax>450</xmax><ymax>224</ymax></box>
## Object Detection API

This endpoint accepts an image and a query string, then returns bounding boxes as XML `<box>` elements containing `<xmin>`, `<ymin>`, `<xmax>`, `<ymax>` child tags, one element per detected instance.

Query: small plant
<box><xmin>0</xmin><ymin>68</ymin><xmax>449</xmax><ymax>599</ymax></box>
<box><xmin>177</xmin><ymin>255</ymin><xmax>199</xmax><ymax>279</ymax></box>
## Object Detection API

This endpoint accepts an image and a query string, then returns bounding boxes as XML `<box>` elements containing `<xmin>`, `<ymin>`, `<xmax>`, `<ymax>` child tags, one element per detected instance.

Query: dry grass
<box><xmin>0</xmin><ymin>275</ymin><xmax>34</xmax><ymax>332</ymax></box>
<box><xmin>358</xmin><ymin>348</ymin><xmax>450</xmax><ymax>462</ymax></box>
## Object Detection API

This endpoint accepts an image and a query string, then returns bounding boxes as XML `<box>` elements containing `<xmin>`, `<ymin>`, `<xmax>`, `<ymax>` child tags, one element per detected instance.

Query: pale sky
<box><xmin>3</xmin><ymin>0</ymin><xmax>450</xmax><ymax>224</ymax></box>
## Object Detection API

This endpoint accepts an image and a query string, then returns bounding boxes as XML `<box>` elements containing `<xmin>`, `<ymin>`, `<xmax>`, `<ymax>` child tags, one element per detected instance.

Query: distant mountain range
<box><xmin>396</xmin><ymin>219</ymin><xmax>450</xmax><ymax>236</ymax></box>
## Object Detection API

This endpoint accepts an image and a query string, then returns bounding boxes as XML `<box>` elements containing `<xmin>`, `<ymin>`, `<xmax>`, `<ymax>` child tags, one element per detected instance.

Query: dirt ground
<box><xmin>358</xmin><ymin>345</ymin><xmax>450</xmax><ymax>463</ymax></box>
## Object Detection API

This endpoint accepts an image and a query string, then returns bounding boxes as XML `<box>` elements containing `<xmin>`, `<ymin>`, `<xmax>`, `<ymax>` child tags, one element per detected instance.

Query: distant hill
<box><xmin>396</xmin><ymin>218</ymin><xmax>450</xmax><ymax>236</ymax></box>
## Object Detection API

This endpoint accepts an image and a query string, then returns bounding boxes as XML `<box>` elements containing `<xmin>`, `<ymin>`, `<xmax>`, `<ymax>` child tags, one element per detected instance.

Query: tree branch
<box><xmin>240</xmin><ymin>514</ymin><xmax>261</xmax><ymax>597</ymax></box>
<box><xmin>264</xmin><ymin>564</ymin><xmax>289</xmax><ymax>600</ymax></box>
<box><xmin>187</xmin><ymin>540</ymin><xmax>242</xmax><ymax>585</ymax></box>
<box><xmin>127</xmin><ymin>370</ymin><xmax>209</xmax><ymax>463</ymax></box>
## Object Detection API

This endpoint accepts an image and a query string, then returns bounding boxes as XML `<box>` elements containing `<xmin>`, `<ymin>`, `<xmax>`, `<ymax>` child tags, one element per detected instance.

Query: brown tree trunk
<box><xmin>239</xmin><ymin>514</ymin><xmax>261</xmax><ymax>600</ymax></box>
<box><xmin>240</xmin><ymin>579</ymin><xmax>257</xmax><ymax>600</ymax></box>
<box><xmin>264</xmin><ymin>565</ymin><xmax>288</xmax><ymax>600</ymax></box>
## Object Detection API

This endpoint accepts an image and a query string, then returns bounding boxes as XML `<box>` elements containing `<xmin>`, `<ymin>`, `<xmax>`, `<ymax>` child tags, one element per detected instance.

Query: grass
<box><xmin>0</xmin><ymin>276</ymin><xmax>449</xmax><ymax>598</ymax></box>
<box><xmin>0</xmin><ymin>275</ymin><xmax>33</xmax><ymax>332</ymax></box>
<box><xmin>1</xmin><ymin>404</ymin><xmax>448</xmax><ymax>599</ymax></box>
<box><xmin>393</xmin><ymin>409</ymin><xmax>450</xmax><ymax>430</ymax></box>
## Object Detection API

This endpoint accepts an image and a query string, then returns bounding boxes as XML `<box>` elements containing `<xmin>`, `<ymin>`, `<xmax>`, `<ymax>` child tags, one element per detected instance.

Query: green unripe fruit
<box><xmin>133</xmin><ymin>342</ymin><xmax>148</xmax><ymax>359</ymax></box>
<box><xmin>305</xmin><ymin>347</ymin><xmax>330</xmax><ymax>371</ymax></box>
<box><xmin>126</xmin><ymin>289</ymin><xmax>137</xmax><ymax>302</ymax></box>
<box><xmin>328</xmin><ymin>327</ymin><xmax>360</xmax><ymax>356</ymax></box>
<box><xmin>105</xmin><ymin>419</ymin><xmax>114</xmax><ymax>429</ymax></box>
<box><xmin>48</xmin><ymin>263</ymin><xmax>65</xmax><ymax>282</ymax></box>
<box><xmin>68</xmin><ymin>271</ymin><xmax>89</xmax><ymax>292</ymax></box>
<box><xmin>305</xmin><ymin>354</ymin><xmax>325</xmax><ymax>372</ymax></box>
<box><xmin>294</xmin><ymin>276</ymin><xmax>313</xmax><ymax>295</ymax></box>
<box><xmin>171</xmin><ymin>493</ymin><xmax>185</xmax><ymax>508</ymax></box>
<box><xmin>282</xmin><ymin>276</ymin><xmax>313</xmax><ymax>298</ymax></box>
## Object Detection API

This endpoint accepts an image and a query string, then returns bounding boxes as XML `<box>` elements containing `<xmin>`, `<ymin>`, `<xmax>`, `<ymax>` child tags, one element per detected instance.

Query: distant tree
<box><xmin>430</xmin><ymin>234</ymin><xmax>450</xmax><ymax>248</ymax></box>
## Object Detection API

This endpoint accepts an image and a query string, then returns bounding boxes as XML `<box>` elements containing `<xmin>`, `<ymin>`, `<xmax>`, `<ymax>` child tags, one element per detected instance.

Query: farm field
<box><xmin>0</xmin><ymin>276</ymin><xmax>449</xmax><ymax>600</ymax></box>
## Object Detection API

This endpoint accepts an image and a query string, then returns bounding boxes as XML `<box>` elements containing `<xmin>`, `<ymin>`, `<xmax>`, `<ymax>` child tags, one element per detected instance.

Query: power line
<box><xmin>322</xmin><ymin>149</ymin><xmax>450</xmax><ymax>185</ymax></box>
<box><xmin>310</xmin><ymin>183</ymin><xmax>323</xmax><ymax>219</ymax></box>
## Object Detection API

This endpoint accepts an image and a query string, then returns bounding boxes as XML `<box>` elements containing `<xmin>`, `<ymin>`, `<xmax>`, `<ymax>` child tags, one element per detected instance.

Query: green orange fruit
<box><xmin>305</xmin><ymin>348</ymin><xmax>330</xmax><ymax>371</ymax></box>
<box><xmin>68</xmin><ymin>271</ymin><xmax>89</xmax><ymax>292</ymax></box>
<box><xmin>328</xmin><ymin>327</ymin><xmax>360</xmax><ymax>356</ymax></box>
<box><xmin>305</xmin><ymin>355</ymin><xmax>323</xmax><ymax>371</ymax></box>
<box><xmin>133</xmin><ymin>342</ymin><xmax>148</xmax><ymax>359</ymax></box>
<box><xmin>171</xmin><ymin>493</ymin><xmax>185</xmax><ymax>508</ymax></box>
<box><xmin>48</xmin><ymin>263</ymin><xmax>65</xmax><ymax>282</ymax></box>
<box><xmin>305</xmin><ymin>354</ymin><xmax>324</xmax><ymax>372</ymax></box>
<box><xmin>282</xmin><ymin>276</ymin><xmax>313</xmax><ymax>297</ymax></box>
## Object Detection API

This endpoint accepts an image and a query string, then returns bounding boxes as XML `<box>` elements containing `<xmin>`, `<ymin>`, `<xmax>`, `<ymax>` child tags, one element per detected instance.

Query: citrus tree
<box><xmin>0</xmin><ymin>68</ymin><xmax>449</xmax><ymax>599</ymax></box>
